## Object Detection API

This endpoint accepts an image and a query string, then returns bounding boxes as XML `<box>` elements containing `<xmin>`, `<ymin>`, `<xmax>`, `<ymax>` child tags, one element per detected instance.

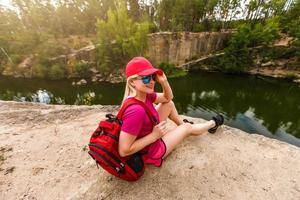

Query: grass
<box><xmin>82</xmin><ymin>145</ymin><xmax>87</xmax><ymax>152</ymax></box>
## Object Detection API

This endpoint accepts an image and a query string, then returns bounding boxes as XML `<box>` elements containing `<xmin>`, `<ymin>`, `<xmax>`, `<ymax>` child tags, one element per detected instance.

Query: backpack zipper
<box><xmin>89</xmin><ymin>143</ymin><xmax>125</xmax><ymax>168</ymax></box>
<box><xmin>88</xmin><ymin>150</ymin><xmax>124</xmax><ymax>174</ymax></box>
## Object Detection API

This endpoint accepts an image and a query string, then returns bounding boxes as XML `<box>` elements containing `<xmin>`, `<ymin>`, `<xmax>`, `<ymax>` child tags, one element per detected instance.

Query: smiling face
<box><xmin>130</xmin><ymin>75</ymin><xmax>156</xmax><ymax>94</ymax></box>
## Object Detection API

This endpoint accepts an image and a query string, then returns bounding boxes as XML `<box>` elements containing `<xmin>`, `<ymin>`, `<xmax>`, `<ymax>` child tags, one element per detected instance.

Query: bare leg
<box><xmin>155</xmin><ymin>101</ymin><xmax>184</xmax><ymax>125</ymax></box>
<box><xmin>155</xmin><ymin>101</ymin><xmax>216</xmax><ymax>158</ymax></box>
<box><xmin>162</xmin><ymin>121</ymin><xmax>215</xmax><ymax>158</ymax></box>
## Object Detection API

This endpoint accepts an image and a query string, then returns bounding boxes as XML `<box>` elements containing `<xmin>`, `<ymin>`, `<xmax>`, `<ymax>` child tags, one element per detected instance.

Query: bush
<box><xmin>74</xmin><ymin>61</ymin><xmax>90</xmax><ymax>77</ymax></box>
<box><xmin>216</xmin><ymin>50</ymin><xmax>252</xmax><ymax>73</ymax></box>
<box><xmin>279</xmin><ymin>1</ymin><xmax>300</xmax><ymax>56</ymax></box>
<box><xmin>74</xmin><ymin>92</ymin><xmax>95</xmax><ymax>105</ymax></box>
<box><xmin>157</xmin><ymin>62</ymin><xmax>187</xmax><ymax>78</ymax></box>
<box><xmin>213</xmin><ymin>25</ymin><xmax>253</xmax><ymax>73</ymax></box>
<box><xmin>213</xmin><ymin>18</ymin><xmax>280</xmax><ymax>73</ymax></box>
<box><xmin>48</xmin><ymin>64</ymin><xmax>65</xmax><ymax>80</ymax></box>
<box><xmin>251</xmin><ymin>18</ymin><xmax>280</xmax><ymax>46</ymax></box>
<box><xmin>10</xmin><ymin>54</ymin><xmax>24</xmax><ymax>64</ymax></box>
<box><xmin>32</xmin><ymin>64</ymin><xmax>49</xmax><ymax>78</ymax></box>
<box><xmin>257</xmin><ymin>46</ymin><xmax>299</xmax><ymax>61</ymax></box>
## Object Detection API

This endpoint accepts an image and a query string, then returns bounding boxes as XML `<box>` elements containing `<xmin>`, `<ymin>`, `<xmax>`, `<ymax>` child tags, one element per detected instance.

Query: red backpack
<box><xmin>88</xmin><ymin>98</ymin><xmax>158</xmax><ymax>181</ymax></box>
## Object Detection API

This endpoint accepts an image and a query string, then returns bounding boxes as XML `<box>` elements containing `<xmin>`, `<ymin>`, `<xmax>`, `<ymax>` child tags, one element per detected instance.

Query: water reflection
<box><xmin>0</xmin><ymin>88</ymin><xmax>98</xmax><ymax>106</ymax></box>
<box><xmin>74</xmin><ymin>91</ymin><xmax>96</xmax><ymax>105</ymax></box>
<box><xmin>170</xmin><ymin>72</ymin><xmax>300</xmax><ymax>146</ymax></box>
<box><xmin>199</xmin><ymin>90</ymin><xmax>220</xmax><ymax>100</ymax></box>
<box><xmin>32</xmin><ymin>90</ymin><xmax>51</xmax><ymax>103</ymax></box>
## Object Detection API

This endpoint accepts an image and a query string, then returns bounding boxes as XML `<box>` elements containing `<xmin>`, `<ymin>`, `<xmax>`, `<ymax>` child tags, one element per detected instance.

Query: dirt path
<box><xmin>0</xmin><ymin>101</ymin><xmax>299</xmax><ymax>200</ymax></box>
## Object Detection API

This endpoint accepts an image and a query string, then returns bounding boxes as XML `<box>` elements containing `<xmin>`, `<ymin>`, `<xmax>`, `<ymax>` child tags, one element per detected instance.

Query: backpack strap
<box><xmin>117</xmin><ymin>98</ymin><xmax>158</xmax><ymax>126</ymax></box>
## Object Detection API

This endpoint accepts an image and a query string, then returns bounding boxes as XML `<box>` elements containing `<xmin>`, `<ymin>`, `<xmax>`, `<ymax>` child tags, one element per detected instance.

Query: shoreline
<box><xmin>0</xmin><ymin>101</ymin><xmax>299</xmax><ymax>200</ymax></box>
<box><xmin>1</xmin><ymin>65</ymin><xmax>300</xmax><ymax>85</ymax></box>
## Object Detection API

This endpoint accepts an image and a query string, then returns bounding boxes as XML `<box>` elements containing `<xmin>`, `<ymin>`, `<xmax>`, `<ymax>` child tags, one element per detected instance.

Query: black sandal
<box><xmin>208</xmin><ymin>114</ymin><xmax>224</xmax><ymax>134</ymax></box>
<box><xmin>183</xmin><ymin>119</ymin><xmax>194</xmax><ymax>124</ymax></box>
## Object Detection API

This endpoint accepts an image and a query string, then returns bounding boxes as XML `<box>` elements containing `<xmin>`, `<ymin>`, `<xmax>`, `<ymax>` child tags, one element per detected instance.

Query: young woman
<box><xmin>118</xmin><ymin>57</ymin><xmax>224</xmax><ymax>167</ymax></box>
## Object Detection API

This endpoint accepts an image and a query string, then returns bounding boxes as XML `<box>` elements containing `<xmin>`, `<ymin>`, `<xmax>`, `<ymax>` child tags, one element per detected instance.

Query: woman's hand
<box><xmin>151</xmin><ymin>120</ymin><xmax>168</xmax><ymax>140</ymax></box>
<box><xmin>156</xmin><ymin>73</ymin><xmax>168</xmax><ymax>84</ymax></box>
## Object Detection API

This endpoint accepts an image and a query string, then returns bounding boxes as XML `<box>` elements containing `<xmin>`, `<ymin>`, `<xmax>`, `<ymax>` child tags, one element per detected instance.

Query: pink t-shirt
<box><xmin>121</xmin><ymin>92</ymin><xmax>166</xmax><ymax>165</ymax></box>
<box><xmin>121</xmin><ymin>92</ymin><xmax>160</xmax><ymax>137</ymax></box>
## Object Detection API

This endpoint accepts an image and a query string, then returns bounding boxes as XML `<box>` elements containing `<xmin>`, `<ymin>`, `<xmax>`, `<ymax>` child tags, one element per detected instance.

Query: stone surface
<box><xmin>76</xmin><ymin>79</ymin><xmax>87</xmax><ymax>85</ymax></box>
<box><xmin>0</xmin><ymin>101</ymin><xmax>299</xmax><ymax>200</ymax></box>
<box><xmin>147</xmin><ymin>32</ymin><xmax>231</xmax><ymax>66</ymax></box>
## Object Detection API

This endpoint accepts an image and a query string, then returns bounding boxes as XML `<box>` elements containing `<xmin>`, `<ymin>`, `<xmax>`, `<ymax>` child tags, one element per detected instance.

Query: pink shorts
<box><xmin>142</xmin><ymin>139</ymin><xmax>167</xmax><ymax>167</ymax></box>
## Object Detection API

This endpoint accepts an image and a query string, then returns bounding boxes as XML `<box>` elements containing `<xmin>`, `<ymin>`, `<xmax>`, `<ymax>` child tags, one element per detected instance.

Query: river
<box><xmin>1</xmin><ymin>72</ymin><xmax>299</xmax><ymax>147</ymax></box>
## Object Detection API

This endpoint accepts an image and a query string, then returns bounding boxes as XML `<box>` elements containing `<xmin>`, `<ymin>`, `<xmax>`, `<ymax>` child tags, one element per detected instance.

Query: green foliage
<box><xmin>82</xmin><ymin>145</ymin><xmax>88</xmax><ymax>152</ymax></box>
<box><xmin>214</xmin><ymin>25</ymin><xmax>252</xmax><ymax>73</ymax></box>
<box><xmin>157</xmin><ymin>0</ymin><xmax>219</xmax><ymax>31</ymax></box>
<box><xmin>96</xmin><ymin>1</ymin><xmax>150</xmax><ymax>73</ymax></box>
<box><xmin>32</xmin><ymin>64</ymin><xmax>48</xmax><ymax>79</ymax></box>
<box><xmin>48</xmin><ymin>64</ymin><xmax>65</xmax><ymax>80</ymax></box>
<box><xmin>75</xmin><ymin>92</ymin><xmax>96</xmax><ymax>105</ymax></box>
<box><xmin>246</xmin><ymin>0</ymin><xmax>286</xmax><ymax>21</ymax></box>
<box><xmin>157</xmin><ymin>62</ymin><xmax>187</xmax><ymax>78</ymax></box>
<box><xmin>36</xmin><ymin>37</ymin><xmax>68</xmax><ymax>58</ymax></box>
<box><xmin>0</xmin><ymin>0</ymin><xmax>299</xmax><ymax>77</ymax></box>
<box><xmin>0</xmin><ymin>0</ymin><xmax>119</xmax><ymax>77</ymax></box>
<box><xmin>285</xmin><ymin>72</ymin><xmax>299</xmax><ymax>81</ymax></box>
<box><xmin>216</xmin><ymin>48</ymin><xmax>252</xmax><ymax>73</ymax></box>
<box><xmin>280</xmin><ymin>0</ymin><xmax>300</xmax><ymax>35</ymax></box>
<box><xmin>214</xmin><ymin>18</ymin><xmax>279</xmax><ymax>73</ymax></box>
<box><xmin>74</xmin><ymin>61</ymin><xmax>91</xmax><ymax>77</ymax></box>
<box><xmin>251</xmin><ymin>18</ymin><xmax>280</xmax><ymax>46</ymax></box>
<box><xmin>10</xmin><ymin>54</ymin><xmax>24</xmax><ymax>65</ymax></box>
<box><xmin>257</xmin><ymin>46</ymin><xmax>299</xmax><ymax>61</ymax></box>
<box><xmin>280</xmin><ymin>0</ymin><xmax>300</xmax><ymax>56</ymax></box>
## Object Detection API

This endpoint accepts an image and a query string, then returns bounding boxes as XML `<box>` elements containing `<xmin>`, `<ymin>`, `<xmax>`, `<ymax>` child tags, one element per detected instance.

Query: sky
<box><xmin>0</xmin><ymin>0</ymin><xmax>13</xmax><ymax>9</ymax></box>
<box><xmin>0</xmin><ymin>0</ymin><xmax>249</xmax><ymax>20</ymax></box>
<box><xmin>0</xmin><ymin>0</ymin><xmax>295</xmax><ymax>20</ymax></box>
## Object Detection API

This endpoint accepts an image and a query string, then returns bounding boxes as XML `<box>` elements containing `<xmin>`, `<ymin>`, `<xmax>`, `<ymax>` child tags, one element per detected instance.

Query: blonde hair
<box><xmin>122</xmin><ymin>74</ymin><xmax>139</xmax><ymax>105</ymax></box>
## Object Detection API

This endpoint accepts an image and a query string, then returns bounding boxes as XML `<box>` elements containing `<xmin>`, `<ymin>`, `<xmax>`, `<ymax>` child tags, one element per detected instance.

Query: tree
<box><xmin>96</xmin><ymin>0</ymin><xmax>150</xmax><ymax>73</ymax></box>
<box><xmin>280</xmin><ymin>0</ymin><xmax>300</xmax><ymax>56</ymax></box>
<box><xmin>156</xmin><ymin>0</ymin><xmax>219</xmax><ymax>32</ymax></box>
<box><xmin>216</xmin><ymin>17</ymin><xmax>280</xmax><ymax>73</ymax></box>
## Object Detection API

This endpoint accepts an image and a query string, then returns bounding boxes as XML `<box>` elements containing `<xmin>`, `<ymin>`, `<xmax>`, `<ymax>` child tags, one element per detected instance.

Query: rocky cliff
<box><xmin>147</xmin><ymin>32</ymin><xmax>231</xmax><ymax>66</ymax></box>
<box><xmin>2</xmin><ymin>32</ymin><xmax>230</xmax><ymax>81</ymax></box>
<box><xmin>0</xmin><ymin>101</ymin><xmax>299</xmax><ymax>200</ymax></box>
<box><xmin>49</xmin><ymin>32</ymin><xmax>230</xmax><ymax>67</ymax></box>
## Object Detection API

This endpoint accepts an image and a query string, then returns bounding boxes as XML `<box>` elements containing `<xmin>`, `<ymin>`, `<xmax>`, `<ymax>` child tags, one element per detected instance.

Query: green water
<box><xmin>0</xmin><ymin>72</ymin><xmax>300</xmax><ymax>147</ymax></box>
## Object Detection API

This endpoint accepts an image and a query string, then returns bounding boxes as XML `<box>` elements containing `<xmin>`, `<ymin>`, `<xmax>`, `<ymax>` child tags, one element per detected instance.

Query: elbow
<box><xmin>118</xmin><ymin>148</ymin><xmax>130</xmax><ymax>157</ymax></box>
<box><xmin>118</xmin><ymin>149</ymin><xmax>127</xmax><ymax>157</ymax></box>
<box><xmin>166</xmin><ymin>95</ymin><xmax>174</xmax><ymax>102</ymax></box>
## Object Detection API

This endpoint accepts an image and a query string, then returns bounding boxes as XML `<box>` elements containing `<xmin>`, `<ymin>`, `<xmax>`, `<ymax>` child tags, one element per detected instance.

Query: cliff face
<box><xmin>51</xmin><ymin>32</ymin><xmax>230</xmax><ymax>67</ymax></box>
<box><xmin>0</xmin><ymin>101</ymin><xmax>300</xmax><ymax>200</ymax></box>
<box><xmin>147</xmin><ymin>32</ymin><xmax>231</xmax><ymax>66</ymax></box>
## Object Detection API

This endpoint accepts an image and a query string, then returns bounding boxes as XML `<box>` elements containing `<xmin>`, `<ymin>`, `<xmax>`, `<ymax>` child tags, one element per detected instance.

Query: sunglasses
<box><xmin>138</xmin><ymin>74</ymin><xmax>156</xmax><ymax>84</ymax></box>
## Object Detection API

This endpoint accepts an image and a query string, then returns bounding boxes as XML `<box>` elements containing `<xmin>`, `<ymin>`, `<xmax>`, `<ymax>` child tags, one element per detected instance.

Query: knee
<box><xmin>180</xmin><ymin>123</ymin><xmax>193</xmax><ymax>134</ymax></box>
<box><xmin>162</xmin><ymin>100</ymin><xmax>175</xmax><ymax>110</ymax></box>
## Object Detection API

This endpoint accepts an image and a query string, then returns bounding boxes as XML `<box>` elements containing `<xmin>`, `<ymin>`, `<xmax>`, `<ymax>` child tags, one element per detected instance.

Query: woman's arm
<box><xmin>118</xmin><ymin>131</ymin><xmax>156</xmax><ymax>157</ymax></box>
<box><xmin>118</xmin><ymin>121</ymin><xmax>168</xmax><ymax>157</ymax></box>
<box><xmin>154</xmin><ymin>73</ymin><xmax>174</xmax><ymax>104</ymax></box>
